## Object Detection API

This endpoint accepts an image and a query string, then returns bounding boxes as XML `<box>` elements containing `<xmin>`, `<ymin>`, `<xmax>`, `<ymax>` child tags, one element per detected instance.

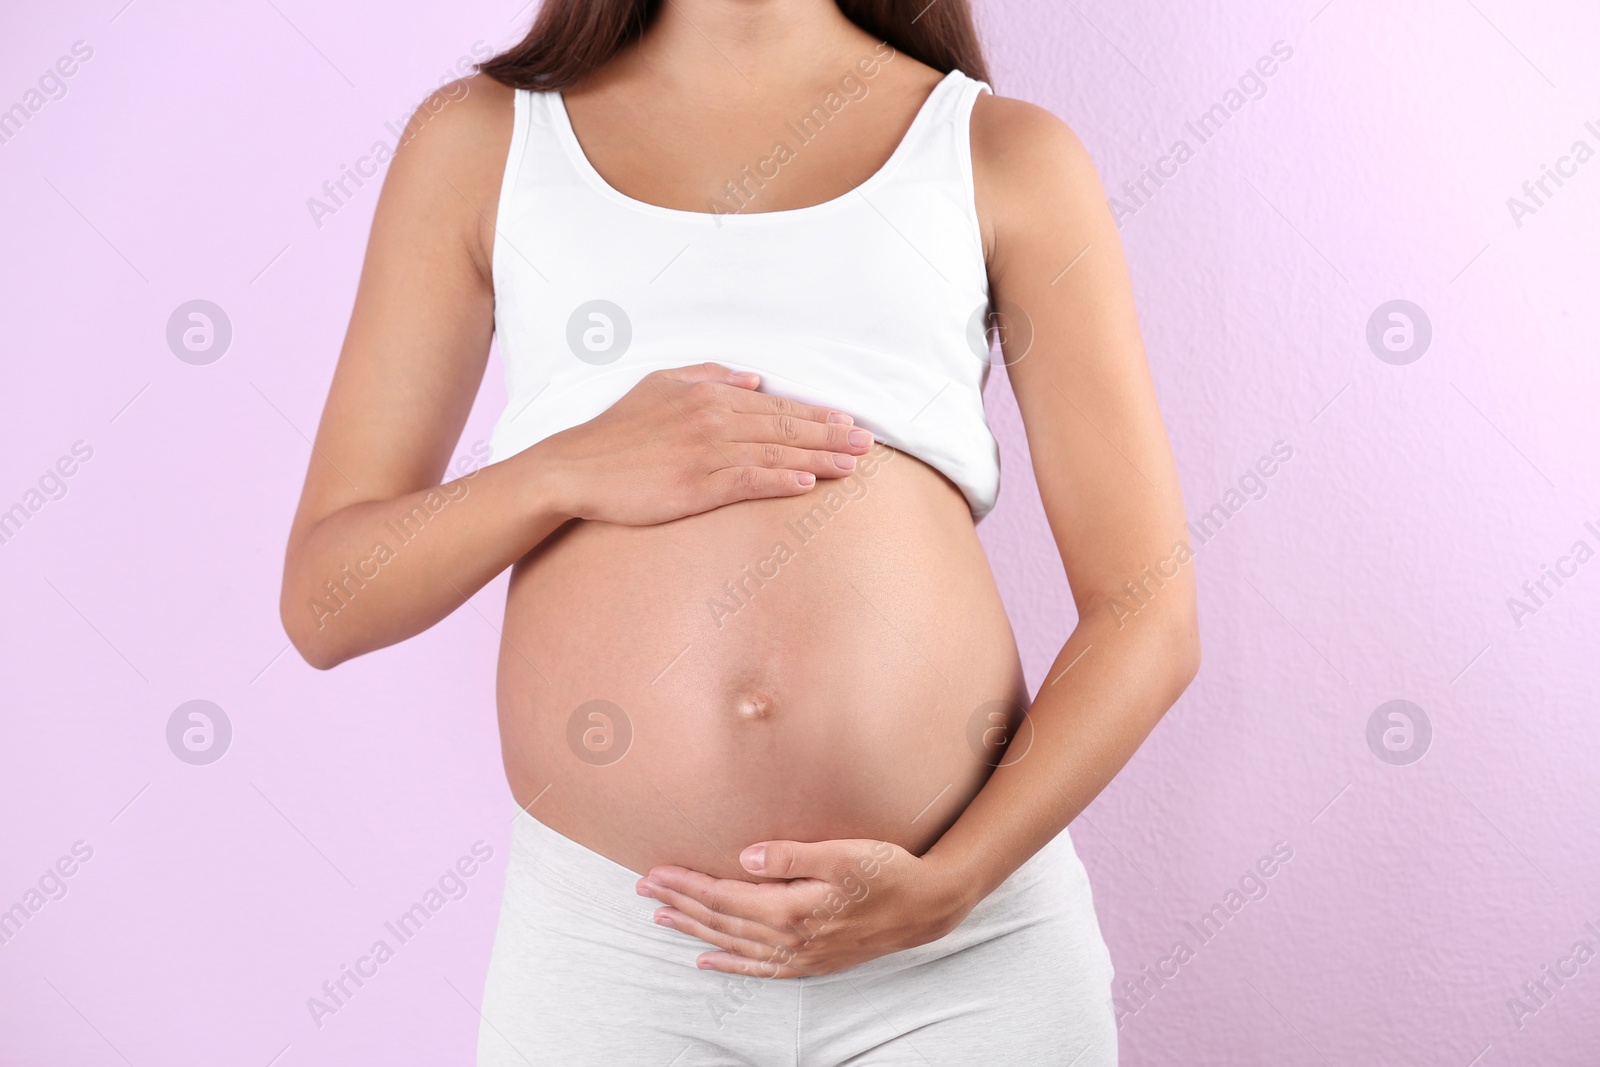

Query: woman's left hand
<box><xmin>637</xmin><ymin>839</ymin><xmax>972</xmax><ymax>977</ymax></box>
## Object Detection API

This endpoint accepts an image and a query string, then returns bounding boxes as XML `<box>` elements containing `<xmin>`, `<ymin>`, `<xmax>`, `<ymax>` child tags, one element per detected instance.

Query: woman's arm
<box><xmin>280</xmin><ymin>76</ymin><xmax>514</xmax><ymax>668</ymax></box>
<box><xmin>918</xmin><ymin>92</ymin><xmax>1200</xmax><ymax>906</ymax></box>
<box><xmin>282</xmin><ymin>76</ymin><xmax>874</xmax><ymax>669</ymax></box>
<box><xmin>636</xmin><ymin>95</ymin><xmax>1199</xmax><ymax>976</ymax></box>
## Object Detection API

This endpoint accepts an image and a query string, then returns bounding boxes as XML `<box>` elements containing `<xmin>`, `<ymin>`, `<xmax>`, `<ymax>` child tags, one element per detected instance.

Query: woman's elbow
<box><xmin>279</xmin><ymin>590</ymin><xmax>346</xmax><ymax>671</ymax></box>
<box><xmin>292</xmin><ymin>638</ymin><xmax>343</xmax><ymax>672</ymax></box>
<box><xmin>1164</xmin><ymin>609</ymin><xmax>1202</xmax><ymax>694</ymax></box>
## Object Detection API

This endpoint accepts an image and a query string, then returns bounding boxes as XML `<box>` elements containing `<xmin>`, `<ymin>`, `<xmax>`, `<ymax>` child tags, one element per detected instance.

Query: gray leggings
<box><xmin>476</xmin><ymin>813</ymin><xmax>1118</xmax><ymax>1066</ymax></box>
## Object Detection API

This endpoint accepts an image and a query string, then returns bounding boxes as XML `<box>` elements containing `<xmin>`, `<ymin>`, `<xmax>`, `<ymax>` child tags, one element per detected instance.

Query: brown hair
<box><xmin>477</xmin><ymin>0</ymin><xmax>990</xmax><ymax>91</ymax></box>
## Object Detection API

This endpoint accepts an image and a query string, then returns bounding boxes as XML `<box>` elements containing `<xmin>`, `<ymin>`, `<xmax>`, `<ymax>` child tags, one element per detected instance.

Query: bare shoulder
<box><xmin>390</xmin><ymin>74</ymin><xmax>514</xmax><ymax>181</ymax></box>
<box><xmin>969</xmin><ymin>93</ymin><xmax>1110</xmax><ymax>254</ymax></box>
<box><xmin>970</xmin><ymin>93</ymin><xmax>1097</xmax><ymax>188</ymax></box>
<box><xmin>377</xmin><ymin>74</ymin><xmax>516</xmax><ymax>266</ymax></box>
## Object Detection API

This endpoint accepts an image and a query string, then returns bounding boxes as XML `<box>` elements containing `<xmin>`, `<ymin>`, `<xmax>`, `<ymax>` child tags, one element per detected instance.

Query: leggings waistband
<box><xmin>500</xmin><ymin>808</ymin><xmax>1102</xmax><ymax>981</ymax></box>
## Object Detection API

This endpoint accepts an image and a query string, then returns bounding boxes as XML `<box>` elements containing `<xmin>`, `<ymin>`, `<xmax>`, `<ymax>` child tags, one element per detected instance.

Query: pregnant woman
<box><xmin>280</xmin><ymin>0</ymin><xmax>1198</xmax><ymax>1063</ymax></box>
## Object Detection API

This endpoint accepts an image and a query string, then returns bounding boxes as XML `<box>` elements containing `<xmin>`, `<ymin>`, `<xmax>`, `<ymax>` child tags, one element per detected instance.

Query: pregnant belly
<box><xmin>495</xmin><ymin>445</ymin><xmax>1027</xmax><ymax>880</ymax></box>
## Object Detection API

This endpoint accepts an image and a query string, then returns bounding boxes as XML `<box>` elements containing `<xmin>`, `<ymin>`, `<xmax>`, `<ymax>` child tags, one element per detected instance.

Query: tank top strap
<box><xmin>504</xmin><ymin>86</ymin><xmax>586</xmax><ymax>190</ymax></box>
<box><xmin>877</xmin><ymin>69</ymin><xmax>986</xmax><ymax>172</ymax></box>
<box><xmin>877</xmin><ymin>69</ymin><xmax>989</xmax><ymax>262</ymax></box>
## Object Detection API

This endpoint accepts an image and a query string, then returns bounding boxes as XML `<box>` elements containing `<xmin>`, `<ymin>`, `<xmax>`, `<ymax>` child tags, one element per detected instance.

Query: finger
<box><xmin>652</xmin><ymin>906</ymin><xmax>784</xmax><ymax>960</ymax></box>
<box><xmin>655</xmin><ymin>362</ymin><xmax>762</xmax><ymax>390</ymax></box>
<box><xmin>695</xmin><ymin>951</ymin><xmax>804</xmax><ymax>979</ymax></box>
<box><xmin>726</xmin><ymin>389</ymin><xmax>856</xmax><ymax>428</ymax></box>
<box><xmin>643</xmin><ymin>879</ymin><xmax>794</xmax><ymax>941</ymax></box>
<box><xmin>725</xmin><ymin>413</ymin><xmax>872</xmax><ymax>458</ymax></box>
<box><xmin>644</xmin><ymin>866</ymin><xmax>825</xmax><ymax>930</ymax></box>
<box><xmin>701</xmin><ymin>465</ymin><xmax>816</xmax><ymax>505</ymax></box>
<box><xmin>642</xmin><ymin>866</ymin><xmax>789</xmax><ymax>918</ymax></box>
<box><xmin>741</xmin><ymin>839</ymin><xmax>865</xmax><ymax>880</ymax></box>
<box><xmin>728</xmin><ymin>442</ymin><xmax>863</xmax><ymax>479</ymax></box>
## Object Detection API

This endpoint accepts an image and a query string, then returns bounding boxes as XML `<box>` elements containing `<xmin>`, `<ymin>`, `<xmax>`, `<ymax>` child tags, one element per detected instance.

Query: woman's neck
<box><xmin>625</xmin><ymin>0</ymin><xmax>876</xmax><ymax>93</ymax></box>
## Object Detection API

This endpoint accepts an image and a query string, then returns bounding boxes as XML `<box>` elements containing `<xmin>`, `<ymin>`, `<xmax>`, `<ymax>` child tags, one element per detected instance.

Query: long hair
<box><xmin>477</xmin><ymin>0</ymin><xmax>990</xmax><ymax>91</ymax></box>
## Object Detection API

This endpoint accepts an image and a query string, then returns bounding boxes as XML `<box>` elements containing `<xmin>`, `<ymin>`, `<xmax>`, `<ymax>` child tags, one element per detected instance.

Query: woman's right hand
<box><xmin>536</xmin><ymin>363</ymin><xmax>876</xmax><ymax>527</ymax></box>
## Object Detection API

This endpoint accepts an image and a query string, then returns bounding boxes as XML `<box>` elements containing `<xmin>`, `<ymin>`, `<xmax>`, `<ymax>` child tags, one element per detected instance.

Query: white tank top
<box><xmin>489</xmin><ymin>69</ymin><xmax>1001</xmax><ymax>518</ymax></box>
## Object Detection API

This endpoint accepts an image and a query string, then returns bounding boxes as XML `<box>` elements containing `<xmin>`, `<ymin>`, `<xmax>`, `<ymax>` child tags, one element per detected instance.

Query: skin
<box><xmin>281</xmin><ymin>0</ymin><xmax>1198</xmax><ymax>981</ymax></box>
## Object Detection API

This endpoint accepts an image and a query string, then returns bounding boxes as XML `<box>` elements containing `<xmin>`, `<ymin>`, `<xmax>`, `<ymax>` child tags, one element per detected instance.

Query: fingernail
<box><xmin>847</xmin><ymin>429</ymin><xmax>872</xmax><ymax>449</ymax></box>
<box><xmin>741</xmin><ymin>845</ymin><xmax>766</xmax><ymax>873</ymax></box>
<box><xmin>654</xmin><ymin>915</ymin><xmax>673</xmax><ymax>928</ymax></box>
<box><xmin>827</xmin><ymin>411</ymin><xmax>853</xmax><ymax>425</ymax></box>
<box><xmin>833</xmin><ymin>453</ymin><xmax>856</xmax><ymax>470</ymax></box>
<box><xmin>796</xmin><ymin>473</ymin><xmax>815</xmax><ymax>487</ymax></box>
<box><xmin>636</xmin><ymin>881</ymin><xmax>657</xmax><ymax>897</ymax></box>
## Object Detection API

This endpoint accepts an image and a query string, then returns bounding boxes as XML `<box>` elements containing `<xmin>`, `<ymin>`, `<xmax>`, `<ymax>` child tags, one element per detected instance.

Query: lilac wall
<box><xmin>3</xmin><ymin>1</ymin><xmax>1596</xmax><ymax>1064</ymax></box>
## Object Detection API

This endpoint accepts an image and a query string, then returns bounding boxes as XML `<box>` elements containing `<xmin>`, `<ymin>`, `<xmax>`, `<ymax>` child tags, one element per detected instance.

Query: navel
<box><xmin>734</xmin><ymin>692</ymin><xmax>776</xmax><ymax>722</ymax></box>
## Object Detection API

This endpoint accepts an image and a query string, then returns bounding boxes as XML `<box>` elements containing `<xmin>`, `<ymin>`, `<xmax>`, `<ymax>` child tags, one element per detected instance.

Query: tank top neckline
<box><xmin>545</xmin><ymin>69</ymin><xmax>967</xmax><ymax>222</ymax></box>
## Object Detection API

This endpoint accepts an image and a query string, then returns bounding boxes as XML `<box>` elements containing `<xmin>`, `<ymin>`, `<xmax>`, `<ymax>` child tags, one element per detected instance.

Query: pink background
<box><xmin>3</xmin><ymin>0</ymin><xmax>1598</xmax><ymax>1063</ymax></box>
